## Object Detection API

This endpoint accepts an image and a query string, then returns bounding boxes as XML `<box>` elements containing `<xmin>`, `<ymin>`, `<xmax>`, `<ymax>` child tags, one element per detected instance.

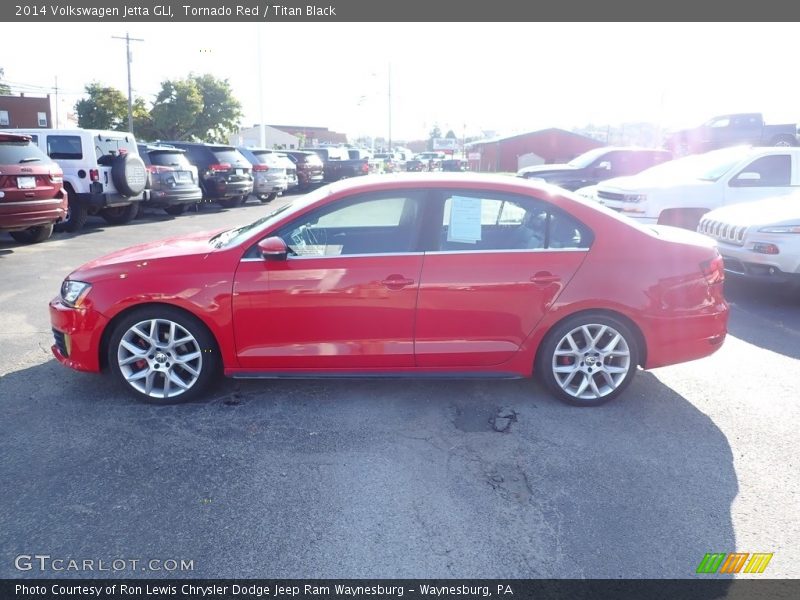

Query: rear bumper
<box><xmin>643</xmin><ymin>306</ymin><xmax>729</xmax><ymax>369</ymax></box>
<box><xmin>0</xmin><ymin>197</ymin><xmax>67</xmax><ymax>230</ymax></box>
<box><xmin>143</xmin><ymin>186</ymin><xmax>203</xmax><ymax>207</ymax></box>
<box><xmin>253</xmin><ymin>178</ymin><xmax>288</xmax><ymax>195</ymax></box>
<box><xmin>202</xmin><ymin>180</ymin><xmax>254</xmax><ymax>200</ymax></box>
<box><xmin>49</xmin><ymin>297</ymin><xmax>108</xmax><ymax>373</ymax></box>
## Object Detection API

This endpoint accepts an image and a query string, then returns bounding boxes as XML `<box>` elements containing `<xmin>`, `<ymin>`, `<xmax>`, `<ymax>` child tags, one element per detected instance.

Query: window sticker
<box><xmin>447</xmin><ymin>196</ymin><xmax>482</xmax><ymax>243</ymax></box>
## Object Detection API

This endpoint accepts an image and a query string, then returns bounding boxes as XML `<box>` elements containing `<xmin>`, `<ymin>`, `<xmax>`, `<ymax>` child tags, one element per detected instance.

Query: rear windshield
<box><xmin>0</xmin><ymin>139</ymin><xmax>50</xmax><ymax>164</ymax></box>
<box><xmin>147</xmin><ymin>150</ymin><xmax>192</xmax><ymax>169</ymax></box>
<box><xmin>211</xmin><ymin>148</ymin><xmax>250</xmax><ymax>166</ymax></box>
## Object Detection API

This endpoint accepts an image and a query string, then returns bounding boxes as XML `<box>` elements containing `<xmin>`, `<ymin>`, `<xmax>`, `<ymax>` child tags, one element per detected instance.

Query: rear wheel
<box><xmin>536</xmin><ymin>313</ymin><xmax>639</xmax><ymax>407</ymax></box>
<box><xmin>164</xmin><ymin>204</ymin><xmax>187</xmax><ymax>216</ymax></box>
<box><xmin>259</xmin><ymin>193</ymin><xmax>278</xmax><ymax>203</ymax></box>
<box><xmin>107</xmin><ymin>307</ymin><xmax>220</xmax><ymax>404</ymax></box>
<box><xmin>9</xmin><ymin>223</ymin><xmax>54</xmax><ymax>244</ymax></box>
<box><xmin>100</xmin><ymin>203</ymin><xmax>140</xmax><ymax>225</ymax></box>
<box><xmin>56</xmin><ymin>186</ymin><xmax>88</xmax><ymax>233</ymax></box>
<box><xmin>770</xmin><ymin>134</ymin><xmax>798</xmax><ymax>147</ymax></box>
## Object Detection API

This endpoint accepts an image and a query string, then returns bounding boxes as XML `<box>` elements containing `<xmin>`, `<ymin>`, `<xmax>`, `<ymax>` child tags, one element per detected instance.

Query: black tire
<box><xmin>107</xmin><ymin>306</ymin><xmax>220</xmax><ymax>404</ymax></box>
<box><xmin>259</xmin><ymin>193</ymin><xmax>278</xmax><ymax>203</ymax></box>
<box><xmin>536</xmin><ymin>313</ymin><xmax>640</xmax><ymax>407</ymax></box>
<box><xmin>9</xmin><ymin>223</ymin><xmax>54</xmax><ymax>244</ymax></box>
<box><xmin>100</xmin><ymin>202</ymin><xmax>140</xmax><ymax>225</ymax></box>
<box><xmin>770</xmin><ymin>134</ymin><xmax>798</xmax><ymax>147</ymax></box>
<box><xmin>218</xmin><ymin>196</ymin><xmax>244</xmax><ymax>208</ymax></box>
<box><xmin>110</xmin><ymin>153</ymin><xmax>147</xmax><ymax>197</ymax></box>
<box><xmin>55</xmin><ymin>186</ymin><xmax>88</xmax><ymax>233</ymax></box>
<box><xmin>164</xmin><ymin>204</ymin><xmax>187</xmax><ymax>216</ymax></box>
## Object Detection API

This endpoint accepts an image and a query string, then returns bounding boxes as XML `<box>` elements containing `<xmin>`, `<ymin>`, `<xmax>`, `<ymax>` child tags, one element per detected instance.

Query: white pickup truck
<box><xmin>593</xmin><ymin>146</ymin><xmax>800</xmax><ymax>230</ymax></box>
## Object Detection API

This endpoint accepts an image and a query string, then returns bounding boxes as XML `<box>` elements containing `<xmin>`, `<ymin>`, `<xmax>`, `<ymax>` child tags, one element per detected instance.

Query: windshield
<box><xmin>567</xmin><ymin>148</ymin><xmax>611</xmax><ymax>169</ymax></box>
<box><xmin>208</xmin><ymin>185</ymin><xmax>334</xmax><ymax>249</ymax></box>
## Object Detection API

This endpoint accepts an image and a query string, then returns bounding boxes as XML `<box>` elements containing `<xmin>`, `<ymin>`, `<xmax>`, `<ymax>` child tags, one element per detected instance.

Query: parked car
<box><xmin>162</xmin><ymin>142</ymin><xmax>253</xmax><ymax>208</ymax></box>
<box><xmin>594</xmin><ymin>146</ymin><xmax>800</xmax><ymax>230</ymax></box>
<box><xmin>698</xmin><ymin>193</ymin><xmax>800</xmax><ymax>287</ymax></box>
<box><xmin>0</xmin><ymin>132</ymin><xmax>67</xmax><ymax>243</ymax></box>
<box><xmin>517</xmin><ymin>147</ymin><xmax>673</xmax><ymax>191</ymax></box>
<box><xmin>373</xmin><ymin>152</ymin><xmax>397</xmax><ymax>173</ymax></box>
<box><xmin>3</xmin><ymin>128</ymin><xmax>146</xmax><ymax>231</ymax></box>
<box><xmin>416</xmin><ymin>152</ymin><xmax>445</xmax><ymax>171</ymax></box>
<box><xmin>137</xmin><ymin>144</ymin><xmax>202</xmax><ymax>216</ymax></box>
<box><xmin>49</xmin><ymin>173</ymin><xmax>728</xmax><ymax>407</ymax></box>
<box><xmin>282</xmin><ymin>150</ymin><xmax>325</xmax><ymax>190</ymax></box>
<box><xmin>442</xmin><ymin>158</ymin><xmax>469</xmax><ymax>172</ymax></box>
<box><xmin>665</xmin><ymin>113</ymin><xmax>799</xmax><ymax>156</ymax></box>
<box><xmin>238</xmin><ymin>147</ymin><xmax>290</xmax><ymax>202</ymax></box>
<box><xmin>304</xmin><ymin>146</ymin><xmax>370</xmax><ymax>182</ymax></box>
<box><xmin>405</xmin><ymin>157</ymin><xmax>425</xmax><ymax>172</ymax></box>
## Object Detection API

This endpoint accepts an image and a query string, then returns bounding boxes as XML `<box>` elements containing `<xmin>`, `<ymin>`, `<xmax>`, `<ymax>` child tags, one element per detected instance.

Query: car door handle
<box><xmin>530</xmin><ymin>271</ymin><xmax>561</xmax><ymax>285</ymax></box>
<box><xmin>381</xmin><ymin>274</ymin><xmax>415</xmax><ymax>289</ymax></box>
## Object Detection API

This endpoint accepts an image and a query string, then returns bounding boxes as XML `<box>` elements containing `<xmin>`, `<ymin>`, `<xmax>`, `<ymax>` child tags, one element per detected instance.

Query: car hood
<box><xmin>703</xmin><ymin>195</ymin><xmax>800</xmax><ymax>227</ymax></box>
<box><xmin>517</xmin><ymin>163</ymin><xmax>577</xmax><ymax>177</ymax></box>
<box><xmin>69</xmin><ymin>228</ymin><xmax>226</xmax><ymax>281</ymax></box>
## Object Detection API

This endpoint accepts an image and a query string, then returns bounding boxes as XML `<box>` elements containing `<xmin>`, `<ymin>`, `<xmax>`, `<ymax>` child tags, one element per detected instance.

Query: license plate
<box><xmin>236</xmin><ymin>168</ymin><xmax>243</xmax><ymax>176</ymax></box>
<box><xmin>17</xmin><ymin>176</ymin><xmax>36</xmax><ymax>189</ymax></box>
<box><xmin>174</xmin><ymin>171</ymin><xmax>190</xmax><ymax>182</ymax></box>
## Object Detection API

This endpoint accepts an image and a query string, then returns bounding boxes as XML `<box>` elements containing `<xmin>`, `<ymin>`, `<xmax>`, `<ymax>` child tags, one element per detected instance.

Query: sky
<box><xmin>2</xmin><ymin>22</ymin><xmax>799</xmax><ymax>142</ymax></box>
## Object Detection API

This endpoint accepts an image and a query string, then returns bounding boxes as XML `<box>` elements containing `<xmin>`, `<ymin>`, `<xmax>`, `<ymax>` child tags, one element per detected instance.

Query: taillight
<box><xmin>252</xmin><ymin>164</ymin><xmax>270</xmax><ymax>172</ymax></box>
<box><xmin>49</xmin><ymin>167</ymin><xmax>63</xmax><ymax>183</ymax></box>
<box><xmin>361</xmin><ymin>162</ymin><xmax>369</xmax><ymax>174</ymax></box>
<box><xmin>208</xmin><ymin>163</ymin><xmax>231</xmax><ymax>173</ymax></box>
<box><xmin>89</xmin><ymin>169</ymin><xmax>99</xmax><ymax>182</ymax></box>
<box><xmin>700</xmin><ymin>255</ymin><xmax>725</xmax><ymax>285</ymax></box>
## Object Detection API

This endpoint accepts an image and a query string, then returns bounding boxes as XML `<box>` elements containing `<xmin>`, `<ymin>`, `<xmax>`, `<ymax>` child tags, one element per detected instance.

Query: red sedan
<box><xmin>49</xmin><ymin>174</ymin><xmax>728</xmax><ymax>406</ymax></box>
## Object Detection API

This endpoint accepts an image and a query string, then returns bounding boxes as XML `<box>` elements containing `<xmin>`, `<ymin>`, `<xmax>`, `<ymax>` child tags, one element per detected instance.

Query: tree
<box><xmin>148</xmin><ymin>74</ymin><xmax>242</xmax><ymax>142</ymax></box>
<box><xmin>0</xmin><ymin>68</ymin><xmax>10</xmax><ymax>95</ymax></box>
<box><xmin>74</xmin><ymin>83</ymin><xmax>129</xmax><ymax>130</ymax></box>
<box><xmin>445</xmin><ymin>129</ymin><xmax>456</xmax><ymax>139</ymax></box>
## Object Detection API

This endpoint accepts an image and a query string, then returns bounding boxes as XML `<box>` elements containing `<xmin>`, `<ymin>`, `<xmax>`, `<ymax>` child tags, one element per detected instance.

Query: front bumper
<box><xmin>720</xmin><ymin>250</ymin><xmax>800</xmax><ymax>285</ymax></box>
<box><xmin>49</xmin><ymin>297</ymin><xmax>109</xmax><ymax>373</ymax></box>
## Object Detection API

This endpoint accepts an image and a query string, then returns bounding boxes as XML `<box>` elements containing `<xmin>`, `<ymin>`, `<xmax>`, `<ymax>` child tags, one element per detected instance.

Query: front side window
<box><xmin>731</xmin><ymin>155</ymin><xmax>791</xmax><ymax>187</ymax></box>
<box><xmin>438</xmin><ymin>193</ymin><xmax>592</xmax><ymax>251</ymax></box>
<box><xmin>277</xmin><ymin>193</ymin><xmax>422</xmax><ymax>257</ymax></box>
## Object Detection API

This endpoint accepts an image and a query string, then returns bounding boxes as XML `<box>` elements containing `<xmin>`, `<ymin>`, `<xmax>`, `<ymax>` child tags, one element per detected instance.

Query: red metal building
<box><xmin>467</xmin><ymin>128</ymin><xmax>604</xmax><ymax>173</ymax></box>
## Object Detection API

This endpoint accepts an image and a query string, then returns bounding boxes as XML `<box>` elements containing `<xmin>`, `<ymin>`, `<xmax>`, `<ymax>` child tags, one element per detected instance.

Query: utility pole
<box><xmin>54</xmin><ymin>76</ymin><xmax>58</xmax><ymax>128</ymax></box>
<box><xmin>112</xmin><ymin>32</ymin><xmax>144</xmax><ymax>133</ymax></box>
<box><xmin>387</xmin><ymin>62</ymin><xmax>392</xmax><ymax>151</ymax></box>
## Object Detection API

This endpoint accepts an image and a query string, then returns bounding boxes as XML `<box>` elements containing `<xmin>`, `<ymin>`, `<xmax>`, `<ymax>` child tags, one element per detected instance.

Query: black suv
<box><xmin>137</xmin><ymin>144</ymin><xmax>203</xmax><ymax>215</ymax></box>
<box><xmin>282</xmin><ymin>150</ymin><xmax>325</xmax><ymax>190</ymax></box>
<box><xmin>163</xmin><ymin>142</ymin><xmax>253</xmax><ymax>207</ymax></box>
<box><xmin>516</xmin><ymin>147</ymin><xmax>673</xmax><ymax>191</ymax></box>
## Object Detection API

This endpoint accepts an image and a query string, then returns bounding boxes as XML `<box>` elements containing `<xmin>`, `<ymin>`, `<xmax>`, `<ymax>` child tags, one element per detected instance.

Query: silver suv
<box><xmin>3</xmin><ymin>128</ymin><xmax>147</xmax><ymax>232</ymax></box>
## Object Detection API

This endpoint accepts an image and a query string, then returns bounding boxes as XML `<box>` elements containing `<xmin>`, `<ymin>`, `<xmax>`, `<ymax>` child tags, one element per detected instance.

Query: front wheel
<box><xmin>107</xmin><ymin>307</ymin><xmax>220</xmax><ymax>404</ymax></box>
<box><xmin>536</xmin><ymin>313</ymin><xmax>639</xmax><ymax>407</ymax></box>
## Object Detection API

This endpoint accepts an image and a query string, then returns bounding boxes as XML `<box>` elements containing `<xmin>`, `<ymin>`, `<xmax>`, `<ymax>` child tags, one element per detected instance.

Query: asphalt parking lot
<box><xmin>1</xmin><ymin>195</ymin><xmax>798</xmax><ymax>579</ymax></box>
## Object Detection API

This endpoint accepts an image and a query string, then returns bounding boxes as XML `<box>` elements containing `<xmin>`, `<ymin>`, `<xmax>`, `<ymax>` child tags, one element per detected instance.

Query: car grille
<box><xmin>698</xmin><ymin>219</ymin><xmax>747</xmax><ymax>246</ymax></box>
<box><xmin>597</xmin><ymin>191</ymin><xmax>624</xmax><ymax>202</ymax></box>
<box><xmin>52</xmin><ymin>328</ymin><xmax>68</xmax><ymax>357</ymax></box>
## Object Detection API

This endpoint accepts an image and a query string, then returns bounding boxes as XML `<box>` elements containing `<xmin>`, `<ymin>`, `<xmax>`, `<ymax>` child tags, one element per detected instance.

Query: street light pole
<box><xmin>112</xmin><ymin>32</ymin><xmax>144</xmax><ymax>133</ymax></box>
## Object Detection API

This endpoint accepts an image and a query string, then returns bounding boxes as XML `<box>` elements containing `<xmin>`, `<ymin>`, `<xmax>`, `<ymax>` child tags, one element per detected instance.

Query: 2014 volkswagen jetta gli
<box><xmin>49</xmin><ymin>174</ymin><xmax>729</xmax><ymax>406</ymax></box>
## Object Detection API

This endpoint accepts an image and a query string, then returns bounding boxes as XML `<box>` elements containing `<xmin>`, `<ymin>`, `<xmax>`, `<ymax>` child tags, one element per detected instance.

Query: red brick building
<box><xmin>467</xmin><ymin>128</ymin><xmax>604</xmax><ymax>173</ymax></box>
<box><xmin>0</xmin><ymin>94</ymin><xmax>52</xmax><ymax>129</ymax></box>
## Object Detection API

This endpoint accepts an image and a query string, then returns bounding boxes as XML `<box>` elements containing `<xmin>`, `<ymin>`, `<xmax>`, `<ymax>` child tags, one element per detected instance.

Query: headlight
<box><xmin>623</xmin><ymin>194</ymin><xmax>647</xmax><ymax>204</ymax></box>
<box><xmin>60</xmin><ymin>280</ymin><xmax>92</xmax><ymax>307</ymax></box>
<box><xmin>758</xmin><ymin>225</ymin><xmax>800</xmax><ymax>234</ymax></box>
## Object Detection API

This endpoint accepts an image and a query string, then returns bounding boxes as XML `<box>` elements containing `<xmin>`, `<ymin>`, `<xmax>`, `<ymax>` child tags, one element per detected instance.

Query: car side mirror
<box><xmin>258</xmin><ymin>236</ymin><xmax>289</xmax><ymax>260</ymax></box>
<box><xmin>731</xmin><ymin>172</ymin><xmax>761</xmax><ymax>187</ymax></box>
<box><xmin>596</xmin><ymin>161</ymin><xmax>611</xmax><ymax>171</ymax></box>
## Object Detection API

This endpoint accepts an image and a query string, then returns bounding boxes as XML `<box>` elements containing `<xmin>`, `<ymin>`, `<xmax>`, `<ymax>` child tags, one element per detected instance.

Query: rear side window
<box><xmin>0</xmin><ymin>139</ymin><xmax>51</xmax><ymax>164</ymax></box>
<box><xmin>47</xmin><ymin>135</ymin><xmax>82</xmax><ymax>160</ymax></box>
<box><xmin>437</xmin><ymin>192</ymin><xmax>593</xmax><ymax>251</ymax></box>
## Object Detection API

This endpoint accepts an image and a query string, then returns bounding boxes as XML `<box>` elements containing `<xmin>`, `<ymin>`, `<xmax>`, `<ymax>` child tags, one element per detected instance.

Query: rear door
<box><xmin>414</xmin><ymin>190</ymin><xmax>592</xmax><ymax>368</ymax></box>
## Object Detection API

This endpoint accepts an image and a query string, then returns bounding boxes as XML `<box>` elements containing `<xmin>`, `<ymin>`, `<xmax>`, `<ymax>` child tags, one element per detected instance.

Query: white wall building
<box><xmin>230</xmin><ymin>124</ymin><xmax>300</xmax><ymax>149</ymax></box>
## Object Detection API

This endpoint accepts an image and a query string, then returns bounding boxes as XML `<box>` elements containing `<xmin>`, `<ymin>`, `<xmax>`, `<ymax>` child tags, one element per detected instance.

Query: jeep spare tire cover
<box><xmin>111</xmin><ymin>153</ymin><xmax>147</xmax><ymax>197</ymax></box>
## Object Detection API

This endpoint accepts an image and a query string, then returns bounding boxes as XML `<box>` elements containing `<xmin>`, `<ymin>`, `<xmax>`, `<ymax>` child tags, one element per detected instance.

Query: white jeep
<box><xmin>3</xmin><ymin>128</ymin><xmax>147</xmax><ymax>232</ymax></box>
